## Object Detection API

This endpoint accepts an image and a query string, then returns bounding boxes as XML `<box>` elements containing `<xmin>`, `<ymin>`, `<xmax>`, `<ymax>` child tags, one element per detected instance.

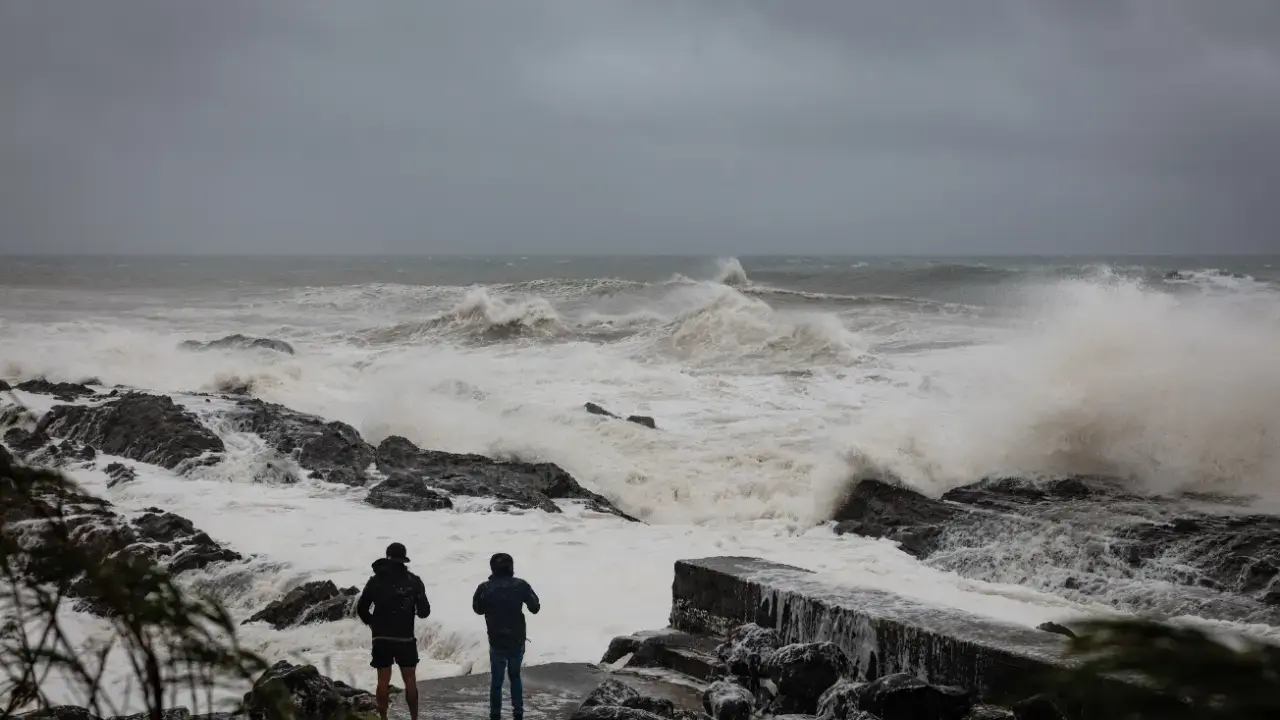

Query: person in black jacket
<box><xmin>356</xmin><ymin>542</ymin><xmax>431</xmax><ymax>720</ymax></box>
<box><xmin>472</xmin><ymin>552</ymin><xmax>539</xmax><ymax>720</ymax></box>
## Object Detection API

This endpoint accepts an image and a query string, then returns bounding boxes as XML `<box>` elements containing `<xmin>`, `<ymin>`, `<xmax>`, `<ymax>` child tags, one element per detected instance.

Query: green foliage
<box><xmin>1051</xmin><ymin>617</ymin><xmax>1280</xmax><ymax>719</ymax></box>
<box><xmin>0</xmin><ymin>444</ymin><xmax>284</xmax><ymax>720</ymax></box>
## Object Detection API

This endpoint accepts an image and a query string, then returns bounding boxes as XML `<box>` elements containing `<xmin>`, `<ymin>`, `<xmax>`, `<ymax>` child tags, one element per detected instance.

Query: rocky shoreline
<box><xmin>4</xmin><ymin>365</ymin><xmax>1279</xmax><ymax>719</ymax></box>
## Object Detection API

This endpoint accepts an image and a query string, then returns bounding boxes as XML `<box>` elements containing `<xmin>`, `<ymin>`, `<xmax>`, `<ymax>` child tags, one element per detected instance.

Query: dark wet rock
<box><xmin>16</xmin><ymin>707</ymin><xmax>102</xmax><ymax>720</ymax></box>
<box><xmin>1010</xmin><ymin>694</ymin><xmax>1066</xmax><ymax>720</ymax></box>
<box><xmin>181</xmin><ymin>334</ymin><xmax>296</xmax><ymax>355</ymax></box>
<box><xmin>25</xmin><ymin>439</ymin><xmax>96</xmax><ymax>468</ymax></box>
<box><xmin>0</xmin><ymin>379</ymin><xmax>9</xmax><ymax>392</ymax></box>
<box><xmin>15</xmin><ymin>380</ymin><xmax>96</xmax><ymax>402</ymax></box>
<box><xmin>214</xmin><ymin>377</ymin><xmax>255</xmax><ymax>396</ymax></box>
<box><xmin>374</xmin><ymin>435</ymin><xmax>635</xmax><ymax>520</ymax></box>
<box><xmin>762</xmin><ymin>642</ymin><xmax>852</xmax><ymax>715</ymax></box>
<box><xmin>108</xmin><ymin>709</ymin><xmax>194</xmax><ymax>720</ymax></box>
<box><xmin>105</xmin><ymin>462</ymin><xmax>137</xmax><ymax>488</ymax></box>
<box><xmin>816</xmin><ymin>681</ymin><xmax>865</xmax><ymax>720</ymax></box>
<box><xmin>831</xmin><ymin>479</ymin><xmax>958</xmax><ymax>557</ymax></box>
<box><xmin>243</xmin><ymin>660</ymin><xmax>376</xmax><ymax>720</ymax></box>
<box><xmin>833</xmin><ymin>475</ymin><xmax>1280</xmax><ymax>624</ymax></box>
<box><xmin>620</xmin><ymin>695</ymin><xmax>700</xmax><ymax>720</ymax></box>
<box><xmin>224</xmin><ymin>399</ymin><xmax>373</xmax><ymax>486</ymax></box>
<box><xmin>854</xmin><ymin>673</ymin><xmax>973</xmax><ymax>720</ymax></box>
<box><xmin>1036</xmin><ymin>622</ymin><xmax>1076</xmax><ymax>639</ymax></box>
<box><xmin>570</xmin><ymin>708</ymin><xmax>666</xmax><ymax>720</ymax></box>
<box><xmin>37</xmin><ymin>393</ymin><xmax>224</xmax><ymax>471</ymax></box>
<box><xmin>964</xmin><ymin>706</ymin><xmax>1015</xmax><ymax>720</ymax></box>
<box><xmin>715</xmin><ymin>623</ymin><xmax>782</xmax><ymax>679</ymax></box>
<box><xmin>5</xmin><ymin>427</ymin><xmax>51</xmax><ymax>456</ymax></box>
<box><xmin>584</xmin><ymin>402</ymin><xmax>657</xmax><ymax>430</ymax></box>
<box><xmin>364</xmin><ymin>474</ymin><xmax>454</xmax><ymax>512</ymax></box>
<box><xmin>703</xmin><ymin>680</ymin><xmax>753</xmax><ymax>720</ymax></box>
<box><xmin>581</xmin><ymin>679</ymin><xmax>641</xmax><ymax>708</ymax></box>
<box><xmin>245</xmin><ymin>580</ymin><xmax>359</xmax><ymax>630</ymax></box>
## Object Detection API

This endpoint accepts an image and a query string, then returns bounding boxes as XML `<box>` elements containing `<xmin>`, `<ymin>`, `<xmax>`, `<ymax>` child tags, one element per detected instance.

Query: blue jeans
<box><xmin>489</xmin><ymin>646</ymin><xmax>524</xmax><ymax>719</ymax></box>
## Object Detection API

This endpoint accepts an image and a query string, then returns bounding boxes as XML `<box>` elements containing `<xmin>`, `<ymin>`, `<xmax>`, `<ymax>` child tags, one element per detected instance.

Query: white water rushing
<box><xmin>2</xmin><ymin>256</ymin><xmax>1279</xmax><ymax>712</ymax></box>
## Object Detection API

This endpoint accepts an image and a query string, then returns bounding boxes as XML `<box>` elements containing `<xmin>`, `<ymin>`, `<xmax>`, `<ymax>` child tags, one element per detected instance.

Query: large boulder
<box><xmin>816</xmin><ymin>681</ymin><xmax>865</xmax><ymax>720</ymax></box>
<box><xmin>15</xmin><ymin>380</ymin><xmax>96</xmax><ymax>402</ymax></box>
<box><xmin>37</xmin><ymin>393</ymin><xmax>224</xmax><ymax>471</ymax></box>
<box><xmin>580</xmin><ymin>679</ymin><xmax>640</xmax><ymax>708</ymax></box>
<box><xmin>702</xmin><ymin>681</ymin><xmax>753</xmax><ymax>720</ymax></box>
<box><xmin>244</xmin><ymin>580</ymin><xmax>359</xmax><ymax>630</ymax></box>
<box><xmin>762</xmin><ymin>642</ymin><xmax>852</xmax><ymax>715</ymax></box>
<box><xmin>364</xmin><ymin>474</ymin><xmax>454</xmax><ymax>512</ymax></box>
<box><xmin>620</xmin><ymin>696</ymin><xmax>700</xmax><ymax>720</ymax></box>
<box><xmin>853</xmin><ymin>673</ymin><xmax>973</xmax><ymax>720</ymax></box>
<box><xmin>715</xmin><ymin>623</ymin><xmax>782</xmax><ymax>680</ymax></box>
<box><xmin>224</xmin><ymin>399</ymin><xmax>374</xmax><ymax>486</ymax></box>
<box><xmin>242</xmin><ymin>661</ymin><xmax>376</xmax><ymax>720</ymax></box>
<box><xmin>180</xmin><ymin>334</ymin><xmax>295</xmax><ymax>355</ymax></box>
<box><xmin>374</xmin><ymin>435</ymin><xmax>635</xmax><ymax>520</ymax></box>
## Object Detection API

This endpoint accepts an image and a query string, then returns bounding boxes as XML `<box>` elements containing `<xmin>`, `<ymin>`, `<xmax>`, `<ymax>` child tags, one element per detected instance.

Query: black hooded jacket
<box><xmin>356</xmin><ymin>558</ymin><xmax>430</xmax><ymax>640</ymax></box>
<box><xmin>472</xmin><ymin>556</ymin><xmax>539</xmax><ymax>651</ymax></box>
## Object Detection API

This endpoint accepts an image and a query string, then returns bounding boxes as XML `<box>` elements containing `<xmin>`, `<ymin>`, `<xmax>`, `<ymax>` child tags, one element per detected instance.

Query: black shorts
<box><xmin>370</xmin><ymin>639</ymin><xmax>419</xmax><ymax>669</ymax></box>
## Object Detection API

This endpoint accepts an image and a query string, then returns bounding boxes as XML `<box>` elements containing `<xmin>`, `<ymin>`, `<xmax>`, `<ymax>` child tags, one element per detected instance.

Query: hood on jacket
<box><xmin>489</xmin><ymin>552</ymin><xmax>514</xmax><ymax>578</ymax></box>
<box><xmin>373</xmin><ymin>557</ymin><xmax>409</xmax><ymax>577</ymax></box>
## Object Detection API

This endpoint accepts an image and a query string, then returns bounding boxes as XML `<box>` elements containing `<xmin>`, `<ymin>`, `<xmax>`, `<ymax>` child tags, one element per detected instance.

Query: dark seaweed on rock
<box><xmin>37</xmin><ymin>393</ymin><xmax>224</xmax><ymax>471</ymax></box>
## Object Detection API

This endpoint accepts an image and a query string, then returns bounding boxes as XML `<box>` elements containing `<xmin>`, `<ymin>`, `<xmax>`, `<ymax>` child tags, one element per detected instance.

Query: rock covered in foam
<box><xmin>580</xmin><ymin>679</ymin><xmax>641</xmax><ymax>708</ymax></box>
<box><xmin>364</xmin><ymin>473</ymin><xmax>454</xmax><ymax>511</ymax></box>
<box><xmin>762</xmin><ymin>642</ymin><xmax>853</xmax><ymax>714</ymax></box>
<box><xmin>180</xmin><ymin>334</ymin><xmax>296</xmax><ymax>355</ymax></box>
<box><xmin>831</xmin><ymin>478</ymin><xmax>957</xmax><ymax>557</ymax></box>
<box><xmin>569</xmin><ymin>707</ymin><xmax>666</xmax><ymax>720</ymax></box>
<box><xmin>853</xmin><ymin>673</ymin><xmax>973</xmax><ymax>720</ymax></box>
<box><xmin>816</xmin><ymin>681</ymin><xmax>866</xmax><ymax>720</ymax></box>
<box><xmin>244</xmin><ymin>579</ymin><xmax>359</xmax><ymax>630</ymax></box>
<box><xmin>702</xmin><ymin>680</ymin><xmax>753</xmax><ymax>720</ymax></box>
<box><xmin>224</xmin><ymin>399</ymin><xmax>373</xmax><ymax>486</ymax></box>
<box><xmin>242</xmin><ymin>660</ymin><xmax>376</xmax><ymax>720</ymax></box>
<box><xmin>37</xmin><ymin>393</ymin><xmax>224</xmax><ymax>471</ymax></box>
<box><xmin>374</xmin><ymin>435</ymin><xmax>635</xmax><ymax>519</ymax></box>
<box><xmin>964</xmin><ymin>706</ymin><xmax>1015</xmax><ymax>719</ymax></box>
<box><xmin>104</xmin><ymin>462</ymin><xmax>137</xmax><ymax>488</ymax></box>
<box><xmin>620</xmin><ymin>696</ymin><xmax>700</xmax><ymax>720</ymax></box>
<box><xmin>584</xmin><ymin>402</ymin><xmax>658</xmax><ymax>430</ymax></box>
<box><xmin>4</xmin><ymin>427</ymin><xmax>52</xmax><ymax>456</ymax></box>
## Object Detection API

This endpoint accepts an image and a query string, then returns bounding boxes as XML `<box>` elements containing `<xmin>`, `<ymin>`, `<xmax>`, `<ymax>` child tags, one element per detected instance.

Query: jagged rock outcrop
<box><xmin>23</xmin><ymin>439</ymin><xmax>96</xmax><ymax>468</ymax></box>
<box><xmin>223</xmin><ymin>399</ymin><xmax>373</xmax><ymax>486</ymax></box>
<box><xmin>180</xmin><ymin>334</ymin><xmax>296</xmax><ymax>355</ymax></box>
<box><xmin>37</xmin><ymin>393</ymin><xmax>224</xmax><ymax>471</ymax></box>
<box><xmin>5</xmin><ymin>427</ymin><xmax>52</xmax><ymax>456</ymax></box>
<box><xmin>584</xmin><ymin>402</ymin><xmax>657</xmax><ymax>430</ymax></box>
<box><xmin>714</xmin><ymin>623</ymin><xmax>782</xmax><ymax>679</ymax></box>
<box><xmin>15</xmin><ymin>380</ymin><xmax>97</xmax><ymax>402</ymax></box>
<box><xmin>832</xmin><ymin>477</ymin><xmax>1280</xmax><ymax>623</ymax></box>
<box><xmin>374</xmin><ymin>435</ymin><xmax>635</xmax><ymax>519</ymax></box>
<box><xmin>364</xmin><ymin>474</ymin><xmax>454</xmax><ymax>512</ymax></box>
<box><xmin>105</xmin><ymin>462</ymin><xmax>137</xmax><ymax>488</ymax></box>
<box><xmin>242</xmin><ymin>661</ymin><xmax>376</xmax><ymax>720</ymax></box>
<box><xmin>244</xmin><ymin>580</ymin><xmax>359</xmax><ymax>630</ymax></box>
<box><xmin>2</xmin><ymin>451</ymin><xmax>241</xmax><ymax>617</ymax></box>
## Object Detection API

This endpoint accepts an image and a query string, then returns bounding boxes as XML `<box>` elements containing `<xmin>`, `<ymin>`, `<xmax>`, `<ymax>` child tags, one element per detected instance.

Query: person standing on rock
<box><xmin>357</xmin><ymin>542</ymin><xmax>431</xmax><ymax>720</ymax></box>
<box><xmin>473</xmin><ymin>552</ymin><xmax>540</xmax><ymax>720</ymax></box>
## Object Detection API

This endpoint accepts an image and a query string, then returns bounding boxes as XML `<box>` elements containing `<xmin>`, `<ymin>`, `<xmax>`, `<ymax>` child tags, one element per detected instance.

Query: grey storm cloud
<box><xmin>1</xmin><ymin>0</ymin><xmax>1278</xmax><ymax>255</ymax></box>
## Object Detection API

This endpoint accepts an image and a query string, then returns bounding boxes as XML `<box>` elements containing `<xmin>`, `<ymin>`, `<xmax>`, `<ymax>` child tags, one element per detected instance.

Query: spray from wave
<box><xmin>825</xmin><ymin>272</ymin><xmax>1280</xmax><ymax>507</ymax></box>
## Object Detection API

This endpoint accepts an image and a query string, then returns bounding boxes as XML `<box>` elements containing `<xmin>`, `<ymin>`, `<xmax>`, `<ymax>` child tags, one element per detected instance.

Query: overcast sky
<box><xmin>2</xmin><ymin>0</ymin><xmax>1278</xmax><ymax>255</ymax></box>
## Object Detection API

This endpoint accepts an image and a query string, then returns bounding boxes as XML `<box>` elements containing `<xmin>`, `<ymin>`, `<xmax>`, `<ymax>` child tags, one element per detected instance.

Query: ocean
<box><xmin>2</xmin><ymin>254</ymin><xmax>1279</xmax><ymax>709</ymax></box>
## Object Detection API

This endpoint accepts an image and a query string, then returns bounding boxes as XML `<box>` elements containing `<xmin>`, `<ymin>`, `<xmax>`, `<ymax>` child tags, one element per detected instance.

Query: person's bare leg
<box><xmin>376</xmin><ymin>667</ymin><xmax>393</xmax><ymax>720</ymax></box>
<box><xmin>400</xmin><ymin>667</ymin><xmax>419</xmax><ymax>720</ymax></box>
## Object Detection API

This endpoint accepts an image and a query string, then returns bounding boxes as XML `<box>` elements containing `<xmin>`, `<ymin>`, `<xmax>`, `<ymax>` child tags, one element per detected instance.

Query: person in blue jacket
<box><xmin>473</xmin><ymin>552</ymin><xmax>540</xmax><ymax>720</ymax></box>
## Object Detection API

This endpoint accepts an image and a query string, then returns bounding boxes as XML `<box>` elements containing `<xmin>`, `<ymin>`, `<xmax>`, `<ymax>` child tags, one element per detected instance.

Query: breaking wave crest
<box><xmin>825</xmin><ymin>272</ymin><xmax>1280</xmax><ymax>506</ymax></box>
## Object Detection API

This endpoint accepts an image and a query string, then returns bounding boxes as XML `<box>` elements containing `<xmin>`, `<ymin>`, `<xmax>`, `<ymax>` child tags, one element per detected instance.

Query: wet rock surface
<box><xmin>854</xmin><ymin>673</ymin><xmax>974</xmax><ymax>720</ymax></box>
<box><xmin>15</xmin><ymin>380</ymin><xmax>97</xmax><ymax>402</ymax></box>
<box><xmin>180</xmin><ymin>334</ymin><xmax>296</xmax><ymax>355</ymax></box>
<box><xmin>37</xmin><ymin>393</ymin><xmax>224</xmax><ymax>471</ymax></box>
<box><xmin>364</xmin><ymin>473</ymin><xmax>454</xmax><ymax>511</ymax></box>
<box><xmin>105</xmin><ymin>462</ymin><xmax>137</xmax><ymax>488</ymax></box>
<box><xmin>4</xmin><ymin>427</ymin><xmax>52</xmax><ymax>456</ymax></box>
<box><xmin>244</xmin><ymin>579</ymin><xmax>359</xmax><ymax>630</ymax></box>
<box><xmin>703</xmin><ymin>680</ymin><xmax>754</xmax><ymax>720</ymax></box>
<box><xmin>224</xmin><ymin>399</ymin><xmax>373</xmax><ymax>486</ymax></box>
<box><xmin>832</xmin><ymin>476</ymin><xmax>1280</xmax><ymax>623</ymax></box>
<box><xmin>715</xmin><ymin>623</ymin><xmax>782</xmax><ymax>679</ymax></box>
<box><xmin>570</xmin><ymin>708</ymin><xmax>667</xmax><ymax>720</ymax></box>
<box><xmin>2</xmin><ymin>450</ymin><xmax>242</xmax><ymax>617</ymax></box>
<box><xmin>243</xmin><ymin>660</ymin><xmax>376</xmax><ymax>720</ymax></box>
<box><xmin>374</xmin><ymin>435</ymin><xmax>635</xmax><ymax>519</ymax></box>
<box><xmin>584</xmin><ymin>402</ymin><xmax>658</xmax><ymax>430</ymax></box>
<box><xmin>763</xmin><ymin>643</ymin><xmax>853</xmax><ymax>715</ymax></box>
